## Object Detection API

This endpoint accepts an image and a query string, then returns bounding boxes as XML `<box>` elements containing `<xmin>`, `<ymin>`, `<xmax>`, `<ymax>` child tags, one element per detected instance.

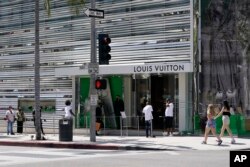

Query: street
<box><xmin>0</xmin><ymin>146</ymin><xmax>230</xmax><ymax>167</ymax></box>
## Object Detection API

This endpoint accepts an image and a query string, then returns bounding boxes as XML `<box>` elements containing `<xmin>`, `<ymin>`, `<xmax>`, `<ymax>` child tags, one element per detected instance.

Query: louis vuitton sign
<box><xmin>55</xmin><ymin>63</ymin><xmax>193</xmax><ymax>76</ymax></box>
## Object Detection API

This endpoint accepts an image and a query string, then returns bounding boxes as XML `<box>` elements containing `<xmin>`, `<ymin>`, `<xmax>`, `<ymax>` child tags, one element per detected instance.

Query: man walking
<box><xmin>6</xmin><ymin>106</ymin><xmax>15</xmax><ymax>135</ymax></box>
<box><xmin>142</xmin><ymin>101</ymin><xmax>153</xmax><ymax>138</ymax></box>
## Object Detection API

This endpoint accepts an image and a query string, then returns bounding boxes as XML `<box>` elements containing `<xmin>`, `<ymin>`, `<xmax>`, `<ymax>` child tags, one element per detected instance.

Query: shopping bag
<box><xmin>96</xmin><ymin>122</ymin><xmax>101</xmax><ymax>131</ymax></box>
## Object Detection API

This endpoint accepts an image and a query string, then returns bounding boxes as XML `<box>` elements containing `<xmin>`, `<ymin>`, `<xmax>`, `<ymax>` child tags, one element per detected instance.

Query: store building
<box><xmin>0</xmin><ymin>0</ymin><xmax>196</xmax><ymax>133</ymax></box>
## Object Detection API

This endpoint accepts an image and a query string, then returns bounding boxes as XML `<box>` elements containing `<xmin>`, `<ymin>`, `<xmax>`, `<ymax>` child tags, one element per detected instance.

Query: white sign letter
<box><xmin>234</xmin><ymin>155</ymin><xmax>241</xmax><ymax>162</ymax></box>
<box><xmin>241</xmin><ymin>155</ymin><xmax>247</xmax><ymax>162</ymax></box>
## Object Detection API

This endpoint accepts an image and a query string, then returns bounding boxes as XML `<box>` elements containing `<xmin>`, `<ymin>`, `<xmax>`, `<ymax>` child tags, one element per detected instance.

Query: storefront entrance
<box><xmin>133</xmin><ymin>74</ymin><xmax>179</xmax><ymax>131</ymax></box>
<box><xmin>76</xmin><ymin>73</ymin><xmax>192</xmax><ymax>133</ymax></box>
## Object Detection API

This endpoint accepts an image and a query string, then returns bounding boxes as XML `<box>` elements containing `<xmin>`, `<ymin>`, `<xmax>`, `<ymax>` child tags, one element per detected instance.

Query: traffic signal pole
<box><xmin>90</xmin><ymin>0</ymin><xmax>97</xmax><ymax>142</ymax></box>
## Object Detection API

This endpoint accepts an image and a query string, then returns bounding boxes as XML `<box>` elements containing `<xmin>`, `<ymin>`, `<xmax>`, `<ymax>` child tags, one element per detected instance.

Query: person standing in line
<box><xmin>16</xmin><ymin>107</ymin><xmax>25</xmax><ymax>134</ymax></box>
<box><xmin>5</xmin><ymin>106</ymin><xmax>15</xmax><ymax>135</ymax></box>
<box><xmin>164</xmin><ymin>99</ymin><xmax>174</xmax><ymax>136</ymax></box>
<box><xmin>64</xmin><ymin>100</ymin><xmax>75</xmax><ymax>120</ymax></box>
<box><xmin>202</xmin><ymin>104</ymin><xmax>222</xmax><ymax>145</ymax></box>
<box><xmin>215</xmin><ymin>100</ymin><xmax>235</xmax><ymax>144</ymax></box>
<box><xmin>32</xmin><ymin>106</ymin><xmax>45</xmax><ymax>135</ymax></box>
<box><xmin>114</xmin><ymin>95</ymin><xmax>124</xmax><ymax>129</ymax></box>
<box><xmin>142</xmin><ymin>101</ymin><xmax>153</xmax><ymax>138</ymax></box>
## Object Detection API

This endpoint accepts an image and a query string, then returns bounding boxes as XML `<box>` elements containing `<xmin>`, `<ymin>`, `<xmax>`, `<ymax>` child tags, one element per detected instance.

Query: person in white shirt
<box><xmin>64</xmin><ymin>100</ymin><xmax>75</xmax><ymax>119</ymax></box>
<box><xmin>142</xmin><ymin>101</ymin><xmax>153</xmax><ymax>137</ymax></box>
<box><xmin>164</xmin><ymin>99</ymin><xmax>174</xmax><ymax>136</ymax></box>
<box><xmin>5</xmin><ymin>106</ymin><xmax>15</xmax><ymax>135</ymax></box>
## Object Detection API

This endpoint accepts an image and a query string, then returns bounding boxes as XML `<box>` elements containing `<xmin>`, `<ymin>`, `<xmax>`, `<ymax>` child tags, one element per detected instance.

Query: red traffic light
<box><xmin>95</xmin><ymin>79</ymin><xmax>107</xmax><ymax>90</ymax></box>
<box><xmin>103</xmin><ymin>37</ymin><xmax>111</xmax><ymax>45</ymax></box>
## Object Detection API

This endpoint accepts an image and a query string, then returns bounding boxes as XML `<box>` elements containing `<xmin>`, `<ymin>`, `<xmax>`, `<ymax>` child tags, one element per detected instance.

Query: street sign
<box><xmin>88</xmin><ymin>63</ymin><xmax>99</xmax><ymax>74</ymax></box>
<box><xmin>84</xmin><ymin>8</ymin><xmax>104</xmax><ymax>19</ymax></box>
<box><xmin>90</xmin><ymin>94</ymin><xmax>98</xmax><ymax>106</ymax></box>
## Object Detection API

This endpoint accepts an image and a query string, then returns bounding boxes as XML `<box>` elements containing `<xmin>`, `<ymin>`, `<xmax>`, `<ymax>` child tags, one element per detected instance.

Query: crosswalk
<box><xmin>0</xmin><ymin>146</ymin><xmax>180</xmax><ymax>167</ymax></box>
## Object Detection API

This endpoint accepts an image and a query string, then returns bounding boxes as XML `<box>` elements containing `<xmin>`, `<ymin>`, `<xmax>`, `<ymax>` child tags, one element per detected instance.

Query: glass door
<box><xmin>132</xmin><ymin>74</ymin><xmax>178</xmax><ymax>131</ymax></box>
<box><xmin>151</xmin><ymin>74</ymin><xmax>178</xmax><ymax>130</ymax></box>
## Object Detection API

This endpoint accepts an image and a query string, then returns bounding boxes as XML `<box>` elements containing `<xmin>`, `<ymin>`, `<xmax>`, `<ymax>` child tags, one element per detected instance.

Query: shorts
<box><xmin>165</xmin><ymin>116</ymin><xmax>173</xmax><ymax>128</ymax></box>
<box><xmin>222</xmin><ymin>116</ymin><xmax>230</xmax><ymax>125</ymax></box>
<box><xmin>206</xmin><ymin>119</ymin><xmax>216</xmax><ymax>128</ymax></box>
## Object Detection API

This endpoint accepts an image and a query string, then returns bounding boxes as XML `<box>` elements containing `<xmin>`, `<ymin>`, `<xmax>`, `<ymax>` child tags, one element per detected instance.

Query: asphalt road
<box><xmin>0</xmin><ymin>146</ymin><xmax>232</xmax><ymax>167</ymax></box>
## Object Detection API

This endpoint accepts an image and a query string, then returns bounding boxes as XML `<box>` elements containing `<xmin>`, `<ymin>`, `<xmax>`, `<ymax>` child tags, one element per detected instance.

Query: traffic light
<box><xmin>95</xmin><ymin>79</ymin><xmax>107</xmax><ymax>90</ymax></box>
<box><xmin>98</xmin><ymin>34</ymin><xmax>111</xmax><ymax>65</ymax></box>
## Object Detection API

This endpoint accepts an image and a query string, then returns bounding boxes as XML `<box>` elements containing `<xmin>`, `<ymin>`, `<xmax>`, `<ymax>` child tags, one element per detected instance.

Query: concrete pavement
<box><xmin>0</xmin><ymin>133</ymin><xmax>249</xmax><ymax>151</ymax></box>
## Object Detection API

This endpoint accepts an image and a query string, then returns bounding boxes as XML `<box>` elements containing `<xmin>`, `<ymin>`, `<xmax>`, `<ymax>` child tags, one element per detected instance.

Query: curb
<box><xmin>0</xmin><ymin>141</ymin><xmax>165</xmax><ymax>151</ymax></box>
<box><xmin>0</xmin><ymin>141</ymin><xmax>119</xmax><ymax>150</ymax></box>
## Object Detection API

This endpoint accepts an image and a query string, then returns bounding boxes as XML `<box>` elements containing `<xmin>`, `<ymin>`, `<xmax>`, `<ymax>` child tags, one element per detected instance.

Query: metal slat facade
<box><xmin>0</xmin><ymin>0</ymin><xmax>192</xmax><ymax>112</ymax></box>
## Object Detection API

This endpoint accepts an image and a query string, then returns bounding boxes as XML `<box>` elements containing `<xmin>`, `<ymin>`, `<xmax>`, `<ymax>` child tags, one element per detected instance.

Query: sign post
<box><xmin>87</xmin><ymin>0</ymin><xmax>104</xmax><ymax>142</ymax></box>
<box><xmin>89</xmin><ymin>0</ymin><xmax>97</xmax><ymax>142</ymax></box>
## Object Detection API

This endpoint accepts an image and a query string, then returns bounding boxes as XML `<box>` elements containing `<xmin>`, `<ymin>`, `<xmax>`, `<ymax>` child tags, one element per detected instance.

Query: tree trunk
<box><xmin>242</xmin><ymin>44</ymin><xmax>249</xmax><ymax>114</ymax></box>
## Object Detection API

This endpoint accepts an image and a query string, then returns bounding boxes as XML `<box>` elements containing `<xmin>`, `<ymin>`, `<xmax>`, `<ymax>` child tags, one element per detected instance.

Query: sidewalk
<box><xmin>0</xmin><ymin>133</ymin><xmax>249</xmax><ymax>151</ymax></box>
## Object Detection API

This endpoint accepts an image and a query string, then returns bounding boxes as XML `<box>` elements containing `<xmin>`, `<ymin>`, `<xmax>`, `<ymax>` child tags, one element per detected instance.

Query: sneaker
<box><xmin>201</xmin><ymin>141</ymin><xmax>207</xmax><ymax>144</ymax></box>
<box><xmin>163</xmin><ymin>132</ymin><xmax>170</xmax><ymax>136</ymax></box>
<box><xmin>217</xmin><ymin>140</ymin><xmax>222</xmax><ymax>146</ymax></box>
<box><xmin>231</xmin><ymin>139</ymin><xmax>236</xmax><ymax>144</ymax></box>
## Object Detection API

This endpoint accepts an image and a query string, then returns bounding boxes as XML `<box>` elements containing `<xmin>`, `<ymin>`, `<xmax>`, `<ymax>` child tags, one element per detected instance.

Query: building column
<box><xmin>178</xmin><ymin>73</ymin><xmax>188</xmax><ymax>132</ymax></box>
<box><xmin>72</xmin><ymin>76</ymin><xmax>80</xmax><ymax>129</ymax></box>
<box><xmin>123</xmin><ymin>76</ymin><xmax>132</xmax><ymax>126</ymax></box>
<box><xmin>72</xmin><ymin>76</ymin><xmax>76</xmax><ymax>128</ymax></box>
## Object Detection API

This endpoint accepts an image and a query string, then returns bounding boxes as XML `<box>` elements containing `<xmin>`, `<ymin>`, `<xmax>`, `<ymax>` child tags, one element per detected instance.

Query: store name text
<box><xmin>133</xmin><ymin>64</ymin><xmax>185</xmax><ymax>73</ymax></box>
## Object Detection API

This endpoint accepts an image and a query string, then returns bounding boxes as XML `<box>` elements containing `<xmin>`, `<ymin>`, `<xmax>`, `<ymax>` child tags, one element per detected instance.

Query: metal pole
<box><xmin>138</xmin><ymin>116</ymin><xmax>140</xmax><ymax>136</ymax></box>
<box><xmin>195</xmin><ymin>0</ymin><xmax>201</xmax><ymax>133</ymax></box>
<box><xmin>120</xmin><ymin>116</ymin><xmax>122</xmax><ymax>137</ymax></box>
<box><xmin>90</xmin><ymin>0</ymin><xmax>97</xmax><ymax>142</ymax></box>
<box><xmin>35</xmin><ymin>0</ymin><xmax>41</xmax><ymax>140</ymax></box>
<box><xmin>103</xmin><ymin>114</ymin><xmax>106</xmax><ymax>135</ymax></box>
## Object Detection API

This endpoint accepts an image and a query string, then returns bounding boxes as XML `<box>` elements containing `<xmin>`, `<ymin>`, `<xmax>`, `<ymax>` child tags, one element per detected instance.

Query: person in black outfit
<box><xmin>114</xmin><ymin>95</ymin><xmax>124</xmax><ymax>129</ymax></box>
<box><xmin>214</xmin><ymin>100</ymin><xmax>235</xmax><ymax>144</ymax></box>
<box><xmin>96</xmin><ymin>102</ymin><xmax>103</xmax><ymax>135</ymax></box>
<box><xmin>16</xmin><ymin>107</ymin><xmax>25</xmax><ymax>134</ymax></box>
<box><xmin>32</xmin><ymin>106</ymin><xmax>45</xmax><ymax>135</ymax></box>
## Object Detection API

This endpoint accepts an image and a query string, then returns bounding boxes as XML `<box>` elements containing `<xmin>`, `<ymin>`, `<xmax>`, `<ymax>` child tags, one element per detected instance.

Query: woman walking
<box><xmin>215</xmin><ymin>100</ymin><xmax>235</xmax><ymax>144</ymax></box>
<box><xmin>202</xmin><ymin>104</ymin><xmax>222</xmax><ymax>145</ymax></box>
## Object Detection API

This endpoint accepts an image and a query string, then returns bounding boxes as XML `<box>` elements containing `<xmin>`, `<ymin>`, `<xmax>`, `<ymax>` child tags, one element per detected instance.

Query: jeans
<box><xmin>7</xmin><ymin>121</ymin><xmax>14</xmax><ymax>134</ymax></box>
<box><xmin>145</xmin><ymin>120</ymin><xmax>152</xmax><ymax>137</ymax></box>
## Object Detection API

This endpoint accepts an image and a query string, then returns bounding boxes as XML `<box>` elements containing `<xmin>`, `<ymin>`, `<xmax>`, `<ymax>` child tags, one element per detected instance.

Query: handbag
<box><xmin>96</xmin><ymin>122</ymin><xmax>101</xmax><ymax>131</ymax></box>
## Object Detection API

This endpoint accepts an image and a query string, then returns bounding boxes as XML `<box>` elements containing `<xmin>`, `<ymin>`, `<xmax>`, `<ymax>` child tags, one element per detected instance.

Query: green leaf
<box><xmin>44</xmin><ymin>0</ymin><xmax>85</xmax><ymax>17</ymax></box>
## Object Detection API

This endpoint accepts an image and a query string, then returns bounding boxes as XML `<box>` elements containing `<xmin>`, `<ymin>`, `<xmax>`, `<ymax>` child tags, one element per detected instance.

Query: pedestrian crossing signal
<box><xmin>95</xmin><ymin>79</ymin><xmax>107</xmax><ymax>90</ymax></box>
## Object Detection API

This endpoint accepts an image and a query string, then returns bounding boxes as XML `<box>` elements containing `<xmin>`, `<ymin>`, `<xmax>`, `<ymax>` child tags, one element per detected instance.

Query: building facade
<box><xmin>0</xmin><ymin>0</ymin><xmax>196</xmax><ymax>133</ymax></box>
